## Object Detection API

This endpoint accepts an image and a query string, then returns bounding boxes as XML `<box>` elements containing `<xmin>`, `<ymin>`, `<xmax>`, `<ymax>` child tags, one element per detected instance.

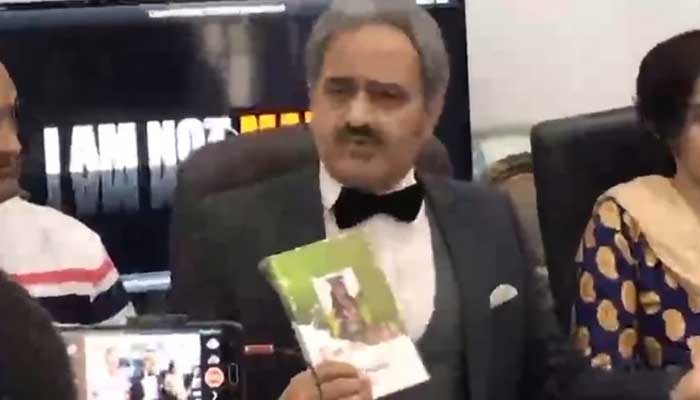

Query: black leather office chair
<box><xmin>531</xmin><ymin>107</ymin><xmax>675</xmax><ymax>331</ymax></box>
<box><xmin>169</xmin><ymin>124</ymin><xmax>453</xmax><ymax>308</ymax></box>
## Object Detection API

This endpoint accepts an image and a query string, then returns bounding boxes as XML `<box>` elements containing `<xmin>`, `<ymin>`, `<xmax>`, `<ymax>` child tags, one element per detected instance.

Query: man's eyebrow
<box><xmin>324</xmin><ymin>77</ymin><xmax>355</xmax><ymax>85</ymax></box>
<box><xmin>366</xmin><ymin>80</ymin><xmax>408</xmax><ymax>94</ymax></box>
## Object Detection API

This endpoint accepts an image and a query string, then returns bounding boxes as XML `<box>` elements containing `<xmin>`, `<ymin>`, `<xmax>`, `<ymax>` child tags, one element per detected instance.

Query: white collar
<box><xmin>319</xmin><ymin>162</ymin><xmax>417</xmax><ymax>211</ymax></box>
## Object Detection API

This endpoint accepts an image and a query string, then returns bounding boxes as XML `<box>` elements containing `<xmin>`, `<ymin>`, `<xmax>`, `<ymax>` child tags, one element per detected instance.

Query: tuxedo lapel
<box><xmin>421</xmin><ymin>174</ymin><xmax>491</xmax><ymax>400</ymax></box>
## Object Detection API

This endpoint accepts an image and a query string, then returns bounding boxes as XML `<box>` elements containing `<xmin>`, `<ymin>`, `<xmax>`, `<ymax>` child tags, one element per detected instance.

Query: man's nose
<box><xmin>346</xmin><ymin>92</ymin><xmax>372</xmax><ymax>128</ymax></box>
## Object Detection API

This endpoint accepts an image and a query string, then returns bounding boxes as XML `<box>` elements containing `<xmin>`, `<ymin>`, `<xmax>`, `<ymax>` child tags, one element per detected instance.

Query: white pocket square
<box><xmin>490</xmin><ymin>284</ymin><xmax>518</xmax><ymax>309</ymax></box>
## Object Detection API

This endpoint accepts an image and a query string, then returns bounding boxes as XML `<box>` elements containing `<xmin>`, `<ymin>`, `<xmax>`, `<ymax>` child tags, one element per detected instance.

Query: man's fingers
<box><xmin>308</xmin><ymin>363</ymin><xmax>372</xmax><ymax>400</ymax></box>
<box><xmin>333</xmin><ymin>377</ymin><xmax>372</xmax><ymax>400</ymax></box>
<box><xmin>360</xmin><ymin>376</ymin><xmax>372</xmax><ymax>397</ymax></box>
<box><xmin>350</xmin><ymin>376</ymin><xmax>372</xmax><ymax>400</ymax></box>
<box><xmin>315</xmin><ymin>362</ymin><xmax>360</xmax><ymax>383</ymax></box>
<box><xmin>320</xmin><ymin>378</ymin><xmax>364</xmax><ymax>399</ymax></box>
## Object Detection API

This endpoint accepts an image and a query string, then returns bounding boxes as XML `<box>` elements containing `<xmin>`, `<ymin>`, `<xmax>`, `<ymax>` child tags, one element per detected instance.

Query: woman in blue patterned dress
<box><xmin>574</xmin><ymin>30</ymin><xmax>700</xmax><ymax>374</ymax></box>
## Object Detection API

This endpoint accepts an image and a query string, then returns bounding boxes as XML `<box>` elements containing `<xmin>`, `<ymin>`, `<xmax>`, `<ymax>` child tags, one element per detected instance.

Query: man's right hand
<box><xmin>280</xmin><ymin>361</ymin><xmax>372</xmax><ymax>400</ymax></box>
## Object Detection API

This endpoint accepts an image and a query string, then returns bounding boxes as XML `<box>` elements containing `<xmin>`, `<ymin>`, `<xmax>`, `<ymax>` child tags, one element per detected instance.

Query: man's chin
<box><xmin>345</xmin><ymin>144</ymin><xmax>379</xmax><ymax>161</ymax></box>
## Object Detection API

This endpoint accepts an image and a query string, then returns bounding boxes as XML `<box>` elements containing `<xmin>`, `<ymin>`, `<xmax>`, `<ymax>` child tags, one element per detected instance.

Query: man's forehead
<box><xmin>325</xmin><ymin>75</ymin><xmax>406</xmax><ymax>89</ymax></box>
<box><xmin>326</xmin><ymin>24</ymin><xmax>418</xmax><ymax>61</ymax></box>
<box><xmin>321</xmin><ymin>25</ymin><xmax>421</xmax><ymax>90</ymax></box>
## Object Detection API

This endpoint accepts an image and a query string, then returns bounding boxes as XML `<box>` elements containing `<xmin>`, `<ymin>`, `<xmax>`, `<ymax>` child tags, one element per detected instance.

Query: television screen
<box><xmin>0</xmin><ymin>0</ymin><xmax>469</xmax><ymax>274</ymax></box>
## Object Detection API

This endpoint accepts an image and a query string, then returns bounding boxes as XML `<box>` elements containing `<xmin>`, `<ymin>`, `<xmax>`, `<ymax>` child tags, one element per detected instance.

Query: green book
<box><xmin>260</xmin><ymin>229</ymin><xmax>429</xmax><ymax>398</ymax></box>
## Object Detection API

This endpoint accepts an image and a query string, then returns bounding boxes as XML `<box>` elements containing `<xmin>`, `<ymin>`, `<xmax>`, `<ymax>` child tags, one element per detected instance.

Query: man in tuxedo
<box><xmin>170</xmin><ymin>1</ymin><xmax>700</xmax><ymax>399</ymax></box>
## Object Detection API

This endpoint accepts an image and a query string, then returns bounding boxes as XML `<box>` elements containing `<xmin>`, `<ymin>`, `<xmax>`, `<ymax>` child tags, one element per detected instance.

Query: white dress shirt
<box><xmin>319</xmin><ymin>164</ymin><xmax>436</xmax><ymax>340</ymax></box>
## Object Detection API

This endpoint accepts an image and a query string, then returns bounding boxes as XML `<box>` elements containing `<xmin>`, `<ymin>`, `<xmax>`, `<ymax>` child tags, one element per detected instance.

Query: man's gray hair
<box><xmin>306</xmin><ymin>0</ymin><xmax>450</xmax><ymax>102</ymax></box>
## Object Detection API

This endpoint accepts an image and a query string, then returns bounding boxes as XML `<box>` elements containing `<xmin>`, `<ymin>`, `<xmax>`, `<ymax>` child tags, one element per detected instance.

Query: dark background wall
<box><xmin>0</xmin><ymin>0</ymin><xmax>469</xmax><ymax>273</ymax></box>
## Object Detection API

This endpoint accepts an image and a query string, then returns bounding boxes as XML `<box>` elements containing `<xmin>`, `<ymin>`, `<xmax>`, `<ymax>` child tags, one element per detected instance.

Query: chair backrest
<box><xmin>168</xmin><ymin>124</ymin><xmax>454</xmax><ymax>306</ymax></box>
<box><xmin>174</xmin><ymin>124</ymin><xmax>453</xmax><ymax>208</ymax></box>
<box><xmin>530</xmin><ymin>106</ymin><xmax>675</xmax><ymax>330</ymax></box>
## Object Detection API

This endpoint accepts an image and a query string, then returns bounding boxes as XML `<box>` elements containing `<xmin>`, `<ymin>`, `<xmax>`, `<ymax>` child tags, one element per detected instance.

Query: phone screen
<box><xmin>61</xmin><ymin>326</ymin><xmax>241</xmax><ymax>400</ymax></box>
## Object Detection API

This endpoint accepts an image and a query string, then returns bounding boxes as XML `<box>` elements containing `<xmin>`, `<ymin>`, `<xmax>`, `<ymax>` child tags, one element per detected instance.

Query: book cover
<box><xmin>259</xmin><ymin>230</ymin><xmax>429</xmax><ymax>399</ymax></box>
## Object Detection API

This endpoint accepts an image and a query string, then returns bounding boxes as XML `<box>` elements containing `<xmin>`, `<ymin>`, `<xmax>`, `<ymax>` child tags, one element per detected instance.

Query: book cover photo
<box><xmin>259</xmin><ymin>230</ymin><xmax>429</xmax><ymax>399</ymax></box>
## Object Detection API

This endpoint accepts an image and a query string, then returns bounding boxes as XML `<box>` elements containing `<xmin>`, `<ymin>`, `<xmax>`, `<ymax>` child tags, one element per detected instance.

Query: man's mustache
<box><xmin>336</xmin><ymin>126</ymin><xmax>383</xmax><ymax>144</ymax></box>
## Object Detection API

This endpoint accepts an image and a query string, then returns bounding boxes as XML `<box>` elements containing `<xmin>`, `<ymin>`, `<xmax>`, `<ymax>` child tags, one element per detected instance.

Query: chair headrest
<box><xmin>531</xmin><ymin>106</ymin><xmax>674</xmax><ymax>329</ymax></box>
<box><xmin>178</xmin><ymin>124</ymin><xmax>453</xmax><ymax>203</ymax></box>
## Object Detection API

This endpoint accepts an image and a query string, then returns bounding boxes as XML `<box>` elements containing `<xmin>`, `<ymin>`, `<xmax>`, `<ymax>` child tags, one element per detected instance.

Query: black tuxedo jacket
<box><xmin>170</xmin><ymin>166</ymin><xmax>681</xmax><ymax>400</ymax></box>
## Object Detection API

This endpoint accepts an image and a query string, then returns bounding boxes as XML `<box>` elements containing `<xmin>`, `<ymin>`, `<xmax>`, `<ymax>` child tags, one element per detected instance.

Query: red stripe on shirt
<box><xmin>11</xmin><ymin>257</ymin><xmax>115</xmax><ymax>285</ymax></box>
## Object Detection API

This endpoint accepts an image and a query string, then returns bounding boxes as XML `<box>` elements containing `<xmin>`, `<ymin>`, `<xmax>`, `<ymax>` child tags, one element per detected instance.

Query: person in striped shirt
<box><xmin>0</xmin><ymin>61</ymin><xmax>134</xmax><ymax>325</ymax></box>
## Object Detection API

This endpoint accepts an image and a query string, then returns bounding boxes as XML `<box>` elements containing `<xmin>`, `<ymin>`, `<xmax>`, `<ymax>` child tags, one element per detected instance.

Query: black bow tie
<box><xmin>332</xmin><ymin>182</ymin><xmax>425</xmax><ymax>229</ymax></box>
